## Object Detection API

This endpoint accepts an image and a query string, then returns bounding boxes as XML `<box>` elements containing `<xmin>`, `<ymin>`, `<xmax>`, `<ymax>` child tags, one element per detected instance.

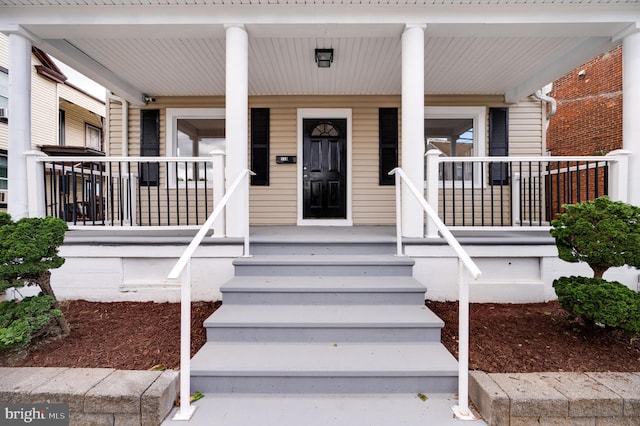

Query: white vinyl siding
<box><xmin>60</xmin><ymin>101</ymin><xmax>104</xmax><ymax>148</ymax></box>
<box><xmin>31</xmin><ymin>57</ymin><xmax>58</xmax><ymax>148</ymax></box>
<box><xmin>58</xmin><ymin>84</ymin><xmax>105</xmax><ymax>117</ymax></box>
<box><xmin>0</xmin><ymin>34</ymin><xmax>8</xmax><ymax>69</ymax></box>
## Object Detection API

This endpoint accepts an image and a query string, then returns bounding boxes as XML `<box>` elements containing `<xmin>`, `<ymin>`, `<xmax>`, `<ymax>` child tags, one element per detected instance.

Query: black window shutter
<box><xmin>250</xmin><ymin>108</ymin><xmax>270</xmax><ymax>186</ymax></box>
<box><xmin>140</xmin><ymin>109</ymin><xmax>160</xmax><ymax>186</ymax></box>
<box><xmin>489</xmin><ymin>108</ymin><xmax>509</xmax><ymax>185</ymax></box>
<box><xmin>379</xmin><ymin>108</ymin><xmax>398</xmax><ymax>185</ymax></box>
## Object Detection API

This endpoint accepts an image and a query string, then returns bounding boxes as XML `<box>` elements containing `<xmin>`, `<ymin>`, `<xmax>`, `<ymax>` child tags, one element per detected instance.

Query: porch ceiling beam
<box><xmin>0</xmin><ymin>4</ymin><xmax>638</xmax><ymax>30</ymax></box>
<box><xmin>504</xmin><ymin>36</ymin><xmax>616</xmax><ymax>104</ymax></box>
<box><xmin>41</xmin><ymin>38</ymin><xmax>147</xmax><ymax>106</ymax></box>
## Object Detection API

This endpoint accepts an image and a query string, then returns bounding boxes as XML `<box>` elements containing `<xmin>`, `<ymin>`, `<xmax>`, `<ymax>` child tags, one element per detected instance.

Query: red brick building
<box><xmin>547</xmin><ymin>45</ymin><xmax>622</xmax><ymax>157</ymax></box>
<box><xmin>545</xmin><ymin>45</ymin><xmax>622</xmax><ymax>217</ymax></box>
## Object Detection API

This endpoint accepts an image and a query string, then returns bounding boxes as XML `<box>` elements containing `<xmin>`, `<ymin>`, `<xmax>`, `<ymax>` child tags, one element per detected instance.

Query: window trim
<box><xmin>85</xmin><ymin>123</ymin><xmax>102</xmax><ymax>151</ymax></box>
<box><xmin>424</xmin><ymin>106</ymin><xmax>486</xmax><ymax>188</ymax></box>
<box><xmin>0</xmin><ymin>67</ymin><xmax>8</xmax><ymax>125</ymax></box>
<box><xmin>165</xmin><ymin>108</ymin><xmax>225</xmax><ymax>189</ymax></box>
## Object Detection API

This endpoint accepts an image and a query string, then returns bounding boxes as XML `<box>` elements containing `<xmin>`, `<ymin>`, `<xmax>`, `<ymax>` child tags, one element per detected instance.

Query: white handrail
<box><xmin>35</xmin><ymin>155</ymin><xmax>212</xmax><ymax>163</ymax></box>
<box><xmin>432</xmin><ymin>154</ymin><xmax>618</xmax><ymax>164</ymax></box>
<box><xmin>168</xmin><ymin>169</ymin><xmax>255</xmax><ymax>279</ymax></box>
<box><xmin>167</xmin><ymin>168</ymin><xmax>254</xmax><ymax>421</ymax></box>
<box><xmin>389</xmin><ymin>167</ymin><xmax>481</xmax><ymax>420</ymax></box>
<box><xmin>389</xmin><ymin>168</ymin><xmax>481</xmax><ymax>279</ymax></box>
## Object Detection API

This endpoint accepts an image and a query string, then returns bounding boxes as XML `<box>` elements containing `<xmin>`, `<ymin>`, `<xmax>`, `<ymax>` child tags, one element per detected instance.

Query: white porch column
<box><xmin>225</xmin><ymin>24</ymin><xmax>249</xmax><ymax>237</ymax></box>
<box><xmin>7</xmin><ymin>31</ymin><xmax>32</xmax><ymax>219</ymax></box>
<box><xmin>401</xmin><ymin>24</ymin><xmax>426</xmax><ymax>237</ymax></box>
<box><xmin>623</xmin><ymin>29</ymin><xmax>640</xmax><ymax>206</ymax></box>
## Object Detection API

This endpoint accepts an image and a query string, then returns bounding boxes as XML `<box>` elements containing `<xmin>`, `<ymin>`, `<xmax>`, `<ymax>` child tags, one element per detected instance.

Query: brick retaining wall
<box><xmin>0</xmin><ymin>367</ymin><xmax>178</xmax><ymax>426</ymax></box>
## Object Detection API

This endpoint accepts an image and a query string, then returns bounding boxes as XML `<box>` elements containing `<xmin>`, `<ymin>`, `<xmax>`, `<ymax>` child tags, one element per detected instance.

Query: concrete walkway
<box><xmin>163</xmin><ymin>393</ymin><xmax>487</xmax><ymax>426</ymax></box>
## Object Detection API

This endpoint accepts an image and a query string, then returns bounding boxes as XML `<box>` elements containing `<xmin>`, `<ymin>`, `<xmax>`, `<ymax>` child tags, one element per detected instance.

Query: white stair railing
<box><xmin>167</xmin><ymin>168</ymin><xmax>254</xmax><ymax>421</ymax></box>
<box><xmin>389</xmin><ymin>167</ymin><xmax>482</xmax><ymax>420</ymax></box>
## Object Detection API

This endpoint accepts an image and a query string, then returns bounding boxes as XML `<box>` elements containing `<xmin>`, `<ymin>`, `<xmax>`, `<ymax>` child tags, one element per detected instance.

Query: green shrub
<box><xmin>553</xmin><ymin>276</ymin><xmax>640</xmax><ymax>335</ymax></box>
<box><xmin>0</xmin><ymin>295</ymin><xmax>62</xmax><ymax>350</ymax></box>
<box><xmin>0</xmin><ymin>212</ymin><xmax>70</xmax><ymax>341</ymax></box>
<box><xmin>550</xmin><ymin>196</ymin><xmax>640</xmax><ymax>279</ymax></box>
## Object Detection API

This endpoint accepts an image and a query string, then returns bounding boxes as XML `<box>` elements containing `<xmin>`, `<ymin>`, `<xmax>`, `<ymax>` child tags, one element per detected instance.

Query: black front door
<box><xmin>302</xmin><ymin>119</ymin><xmax>347</xmax><ymax>219</ymax></box>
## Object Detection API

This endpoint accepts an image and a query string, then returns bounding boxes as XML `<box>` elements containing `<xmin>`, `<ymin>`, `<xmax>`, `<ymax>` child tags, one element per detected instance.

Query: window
<box><xmin>379</xmin><ymin>108</ymin><xmax>398</xmax><ymax>186</ymax></box>
<box><xmin>250</xmin><ymin>108</ymin><xmax>270</xmax><ymax>186</ymax></box>
<box><xmin>0</xmin><ymin>67</ymin><xmax>8</xmax><ymax>124</ymax></box>
<box><xmin>425</xmin><ymin>106</ymin><xmax>486</xmax><ymax>187</ymax></box>
<box><xmin>0</xmin><ymin>151</ymin><xmax>7</xmax><ymax>194</ymax></box>
<box><xmin>166</xmin><ymin>108</ymin><xmax>225</xmax><ymax>187</ymax></box>
<box><xmin>85</xmin><ymin>123</ymin><xmax>102</xmax><ymax>151</ymax></box>
<box><xmin>59</xmin><ymin>110</ymin><xmax>65</xmax><ymax>146</ymax></box>
<box><xmin>140</xmin><ymin>109</ymin><xmax>160</xmax><ymax>186</ymax></box>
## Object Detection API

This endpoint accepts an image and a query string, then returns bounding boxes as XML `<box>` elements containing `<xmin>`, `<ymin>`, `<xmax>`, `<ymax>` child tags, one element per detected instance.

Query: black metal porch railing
<box><xmin>434</xmin><ymin>157</ymin><xmax>611</xmax><ymax>227</ymax></box>
<box><xmin>42</xmin><ymin>157</ymin><xmax>219</xmax><ymax>226</ymax></box>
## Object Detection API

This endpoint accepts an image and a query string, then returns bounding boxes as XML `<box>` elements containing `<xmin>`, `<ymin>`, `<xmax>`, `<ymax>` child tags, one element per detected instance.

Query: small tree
<box><xmin>0</xmin><ymin>212</ymin><xmax>70</xmax><ymax>349</ymax></box>
<box><xmin>550</xmin><ymin>196</ymin><xmax>640</xmax><ymax>279</ymax></box>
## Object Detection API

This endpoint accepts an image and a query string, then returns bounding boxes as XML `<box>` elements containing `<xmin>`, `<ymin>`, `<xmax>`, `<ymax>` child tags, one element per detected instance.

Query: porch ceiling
<box><xmin>0</xmin><ymin>2</ymin><xmax>636</xmax><ymax>105</ymax></box>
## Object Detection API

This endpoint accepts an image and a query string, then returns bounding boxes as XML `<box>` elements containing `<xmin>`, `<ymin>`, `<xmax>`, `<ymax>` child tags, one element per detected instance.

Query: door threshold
<box><xmin>297</xmin><ymin>219</ymin><xmax>353</xmax><ymax>226</ymax></box>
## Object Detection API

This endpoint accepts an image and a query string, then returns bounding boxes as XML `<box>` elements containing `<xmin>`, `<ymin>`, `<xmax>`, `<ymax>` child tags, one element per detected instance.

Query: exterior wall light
<box><xmin>315</xmin><ymin>48</ymin><xmax>334</xmax><ymax>68</ymax></box>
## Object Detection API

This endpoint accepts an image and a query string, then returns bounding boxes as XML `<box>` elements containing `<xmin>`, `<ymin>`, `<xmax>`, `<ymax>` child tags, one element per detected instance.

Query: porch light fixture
<box><xmin>315</xmin><ymin>48</ymin><xmax>334</xmax><ymax>68</ymax></box>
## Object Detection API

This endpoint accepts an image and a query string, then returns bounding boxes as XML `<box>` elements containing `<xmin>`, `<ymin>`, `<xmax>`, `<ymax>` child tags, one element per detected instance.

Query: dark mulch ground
<box><xmin>1</xmin><ymin>300</ymin><xmax>639</xmax><ymax>372</ymax></box>
<box><xmin>428</xmin><ymin>300</ymin><xmax>640</xmax><ymax>373</ymax></box>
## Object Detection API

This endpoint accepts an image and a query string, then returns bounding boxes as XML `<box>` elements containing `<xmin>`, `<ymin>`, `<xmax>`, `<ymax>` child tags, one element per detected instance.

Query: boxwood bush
<box><xmin>553</xmin><ymin>276</ymin><xmax>640</xmax><ymax>335</ymax></box>
<box><xmin>550</xmin><ymin>197</ymin><xmax>640</xmax><ymax>336</ymax></box>
<box><xmin>0</xmin><ymin>212</ymin><xmax>69</xmax><ymax>350</ymax></box>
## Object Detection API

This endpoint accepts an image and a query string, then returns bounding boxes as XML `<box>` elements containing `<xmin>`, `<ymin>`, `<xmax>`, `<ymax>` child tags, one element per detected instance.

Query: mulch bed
<box><xmin>1</xmin><ymin>300</ymin><xmax>639</xmax><ymax>372</ymax></box>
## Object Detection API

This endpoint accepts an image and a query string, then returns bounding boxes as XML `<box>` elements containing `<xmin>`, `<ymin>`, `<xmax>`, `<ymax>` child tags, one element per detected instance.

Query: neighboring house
<box><xmin>548</xmin><ymin>45</ymin><xmax>623</xmax><ymax>158</ymax></box>
<box><xmin>0</xmin><ymin>33</ymin><xmax>105</xmax><ymax>213</ymax></box>
<box><xmin>0</xmin><ymin>1</ymin><xmax>638</xmax><ymax>302</ymax></box>
<box><xmin>544</xmin><ymin>45</ymin><xmax>623</xmax><ymax>219</ymax></box>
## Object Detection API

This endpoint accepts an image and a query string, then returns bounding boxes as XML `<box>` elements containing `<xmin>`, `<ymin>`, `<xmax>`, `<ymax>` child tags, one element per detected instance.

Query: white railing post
<box><xmin>392</xmin><ymin>169</ymin><xmax>403</xmax><ymax>256</ymax></box>
<box><xmin>606</xmin><ymin>150</ymin><xmax>631</xmax><ymax>202</ymax></box>
<box><xmin>243</xmin><ymin>169</ymin><xmax>251</xmax><ymax>257</ymax></box>
<box><xmin>173</xmin><ymin>259</ymin><xmax>196</xmax><ymax>421</ymax></box>
<box><xmin>211</xmin><ymin>150</ymin><xmax>226</xmax><ymax>237</ymax></box>
<box><xmin>391</xmin><ymin>167</ymin><xmax>481</xmax><ymax>421</ymax></box>
<box><xmin>511</xmin><ymin>173</ymin><xmax>521</xmax><ymax>226</ymax></box>
<box><xmin>167</xmin><ymin>169</ymin><xmax>254</xmax><ymax>421</ymax></box>
<box><xmin>129</xmin><ymin>176</ymin><xmax>138</xmax><ymax>226</ymax></box>
<box><xmin>25</xmin><ymin>150</ymin><xmax>47</xmax><ymax>218</ymax></box>
<box><xmin>425</xmin><ymin>149</ymin><xmax>442</xmax><ymax>238</ymax></box>
<box><xmin>452</xmin><ymin>259</ymin><xmax>474</xmax><ymax>420</ymax></box>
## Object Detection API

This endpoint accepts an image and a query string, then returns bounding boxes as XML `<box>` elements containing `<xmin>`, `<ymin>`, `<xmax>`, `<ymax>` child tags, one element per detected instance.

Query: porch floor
<box><xmin>63</xmin><ymin>224</ymin><xmax>555</xmax><ymax>246</ymax></box>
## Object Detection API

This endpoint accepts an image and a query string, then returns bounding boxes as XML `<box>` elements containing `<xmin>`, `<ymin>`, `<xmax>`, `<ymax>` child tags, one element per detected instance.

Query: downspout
<box><xmin>533</xmin><ymin>85</ymin><xmax>557</xmax><ymax>128</ymax></box>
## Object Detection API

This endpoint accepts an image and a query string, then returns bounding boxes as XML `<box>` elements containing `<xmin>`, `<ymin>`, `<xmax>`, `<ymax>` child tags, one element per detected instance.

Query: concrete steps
<box><xmin>233</xmin><ymin>254</ymin><xmax>414</xmax><ymax>277</ymax></box>
<box><xmin>204</xmin><ymin>304</ymin><xmax>444</xmax><ymax>342</ymax></box>
<box><xmin>190</xmin><ymin>342</ymin><xmax>458</xmax><ymax>394</ymax></box>
<box><xmin>190</xmin><ymin>247</ymin><xmax>459</xmax><ymax>401</ymax></box>
<box><xmin>220</xmin><ymin>275</ymin><xmax>427</xmax><ymax>304</ymax></box>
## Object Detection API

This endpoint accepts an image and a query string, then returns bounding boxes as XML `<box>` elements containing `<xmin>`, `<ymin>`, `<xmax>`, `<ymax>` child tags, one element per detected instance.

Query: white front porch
<box><xmin>3</xmin><ymin>2</ymin><xmax>640</xmax><ymax>237</ymax></box>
